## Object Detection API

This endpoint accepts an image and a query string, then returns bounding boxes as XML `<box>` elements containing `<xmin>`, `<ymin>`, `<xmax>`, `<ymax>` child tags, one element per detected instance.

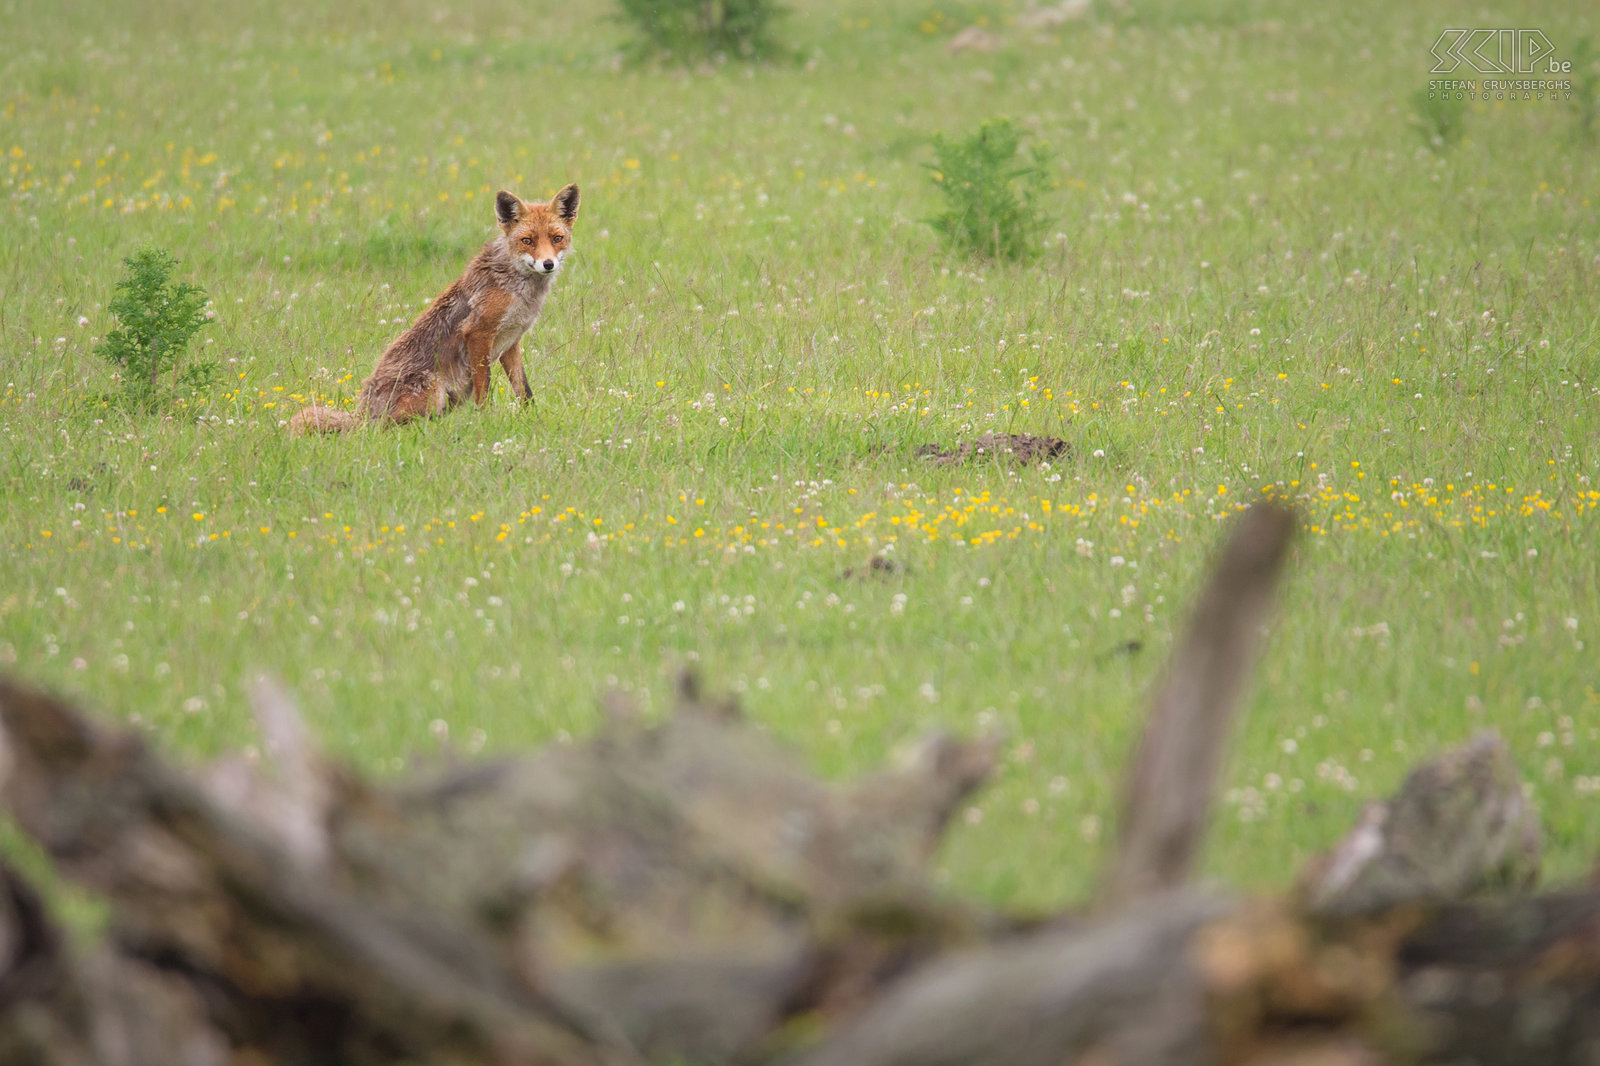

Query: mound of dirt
<box><xmin>916</xmin><ymin>432</ymin><xmax>1069</xmax><ymax>466</ymax></box>
<box><xmin>841</xmin><ymin>555</ymin><xmax>906</xmax><ymax>580</ymax></box>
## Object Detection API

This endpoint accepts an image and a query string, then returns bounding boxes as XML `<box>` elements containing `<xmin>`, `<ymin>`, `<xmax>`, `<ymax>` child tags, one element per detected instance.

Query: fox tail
<box><xmin>288</xmin><ymin>405</ymin><xmax>361</xmax><ymax>436</ymax></box>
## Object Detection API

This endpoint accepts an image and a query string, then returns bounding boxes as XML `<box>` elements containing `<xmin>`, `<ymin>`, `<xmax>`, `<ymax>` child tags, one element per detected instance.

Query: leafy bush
<box><xmin>925</xmin><ymin>118</ymin><xmax>1052</xmax><ymax>262</ymax></box>
<box><xmin>616</xmin><ymin>0</ymin><xmax>785</xmax><ymax>61</ymax></box>
<box><xmin>95</xmin><ymin>248</ymin><xmax>215</xmax><ymax>411</ymax></box>
<box><xmin>1410</xmin><ymin>89</ymin><xmax>1466</xmax><ymax>151</ymax></box>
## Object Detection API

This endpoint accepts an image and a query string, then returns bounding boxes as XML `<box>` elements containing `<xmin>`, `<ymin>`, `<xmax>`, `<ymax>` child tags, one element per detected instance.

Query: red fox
<box><xmin>288</xmin><ymin>184</ymin><xmax>579</xmax><ymax>434</ymax></box>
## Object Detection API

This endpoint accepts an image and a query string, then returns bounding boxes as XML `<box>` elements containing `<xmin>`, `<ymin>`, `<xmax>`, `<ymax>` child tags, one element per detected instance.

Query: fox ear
<box><xmin>495</xmin><ymin>190</ymin><xmax>523</xmax><ymax>227</ymax></box>
<box><xmin>551</xmin><ymin>183</ymin><xmax>580</xmax><ymax>224</ymax></box>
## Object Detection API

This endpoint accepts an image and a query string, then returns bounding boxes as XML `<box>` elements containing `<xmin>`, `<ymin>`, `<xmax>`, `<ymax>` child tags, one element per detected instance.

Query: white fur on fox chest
<box><xmin>489</xmin><ymin>282</ymin><xmax>550</xmax><ymax>359</ymax></box>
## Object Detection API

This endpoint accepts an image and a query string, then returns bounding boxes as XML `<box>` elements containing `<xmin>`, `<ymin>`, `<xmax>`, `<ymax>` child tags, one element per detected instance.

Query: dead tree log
<box><xmin>0</xmin><ymin>502</ymin><xmax>1595</xmax><ymax>1066</ymax></box>
<box><xmin>0</xmin><ymin>673</ymin><xmax>999</xmax><ymax>1066</ymax></box>
<box><xmin>1298</xmin><ymin>732</ymin><xmax>1541</xmax><ymax>916</ymax></box>
<box><xmin>1103</xmin><ymin>501</ymin><xmax>1297</xmax><ymax>904</ymax></box>
<box><xmin>788</xmin><ymin>891</ymin><xmax>1229</xmax><ymax>1066</ymax></box>
<box><xmin>0</xmin><ymin>859</ymin><xmax>225</xmax><ymax>1066</ymax></box>
<box><xmin>798</xmin><ymin>726</ymin><xmax>1578</xmax><ymax>1066</ymax></box>
<box><xmin>0</xmin><ymin>679</ymin><xmax>628</xmax><ymax>1066</ymax></box>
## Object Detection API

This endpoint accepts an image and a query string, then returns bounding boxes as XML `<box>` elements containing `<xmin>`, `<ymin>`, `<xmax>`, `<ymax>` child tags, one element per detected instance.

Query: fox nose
<box><xmin>541</xmin><ymin>259</ymin><xmax>556</xmax><ymax>271</ymax></box>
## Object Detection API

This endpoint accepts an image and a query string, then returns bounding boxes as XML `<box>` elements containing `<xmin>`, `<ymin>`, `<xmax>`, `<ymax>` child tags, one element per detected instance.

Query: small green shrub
<box><xmin>95</xmin><ymin>248</ymin><xmax>215</xmax><ymax>411</ymax></box>
<box><xmin>616</xmin><ymin>0</ymin><xmax>785</xmax><ymax>61</ymax></box>
<box><xmin>1410</xmin><ymin>89</ymin><xmax>1466</xmax><ymax>151</ymax></box>
<box><xmin>925</xmin><ymin>118</ymin><xmax>1052</xmax><ymax>262</ymax></box>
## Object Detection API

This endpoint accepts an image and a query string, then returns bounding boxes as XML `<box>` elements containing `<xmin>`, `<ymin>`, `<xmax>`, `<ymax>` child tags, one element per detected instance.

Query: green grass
<box><xmin>2</xmin><ymin>0</ymin><xmax>1598</xmax><ymax>909</ymax></box>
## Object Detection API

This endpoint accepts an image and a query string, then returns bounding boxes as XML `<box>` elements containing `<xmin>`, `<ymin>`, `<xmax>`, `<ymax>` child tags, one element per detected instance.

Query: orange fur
<box><xmin>288</xmin><ymin>183</ymin><xmax>579</xmax><ymax>436</ymax></box>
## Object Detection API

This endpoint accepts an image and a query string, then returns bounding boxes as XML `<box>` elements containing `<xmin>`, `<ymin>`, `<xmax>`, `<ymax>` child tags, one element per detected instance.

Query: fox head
<box><xmin>496</xmin><ymin>185</ymin><xmax>579</xmax><ymax>277</ymax></box>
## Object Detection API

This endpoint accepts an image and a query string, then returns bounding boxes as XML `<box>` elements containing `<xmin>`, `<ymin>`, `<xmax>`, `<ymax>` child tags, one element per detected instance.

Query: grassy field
<box><xmin>2</xmin><ymin>0</ymin><xmax>1598</xmax><ymax>908</ymax></box>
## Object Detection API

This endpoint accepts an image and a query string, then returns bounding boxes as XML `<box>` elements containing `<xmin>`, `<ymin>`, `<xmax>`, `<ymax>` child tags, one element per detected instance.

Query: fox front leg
<box><xmin>499</xmin><ymin>339</ymin><xmax>532</xmax><ymax>405</ymax></box>
<box><xmin>466</xmin><ymin>329</ymin><xmax>495</xmax><ymax>408</ymax></box>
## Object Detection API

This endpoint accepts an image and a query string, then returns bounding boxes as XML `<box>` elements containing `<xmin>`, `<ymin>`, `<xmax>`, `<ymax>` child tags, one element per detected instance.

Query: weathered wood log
<box><xmin>5</xmin><ymin>682</ymin><xmax>1589</xmax><ymax>1066</ymax></box>
<box><xmin>0</xmin><ymin>859</ymin><xmax>90</xmax><ymax>1066</ymax></box>
<box><xmin>785</xmin><ymin>728</ymin><xmax>1569</xmax><ymax>1066</ymax></box>
<box><xmin>0</xmin><ymin>671</ymin><xmax>1000</xmax><ymax>1066</ymax></box>
<box><xmin>0</xmin><ymin>679</ymin><xmax>632</xmax><ymax>1065</ymax></box>
<box><xmin>1298</xmin><ymin>732</ymin><xmax>1541</xmax><ymax>917</ymax></box>
<box><xmin>1194</xmin><ymin>887</ymin><xmax>1600</xmax><ymax>1065</ymax></box>
<box><xmin>0</xmin><ymin>859</ymin><xmax>226</xmax><ymax>1066</ymax></box>
<box><xmin>0</xmin><ymin>502</ymin><xmax>1595</xmax><ymax>1066</ymax></box>
<box><xmin>1103</xmin><ymin>500</ymin><xmax>1297</xmax><ymax>905</ymax></box>
<box><xmin>1393</xmin><ymin>891</ymin><xmax>1600</xmax><ymax>1062</ymax></box>
<box><xmin>789</xmin><ymin>891</ymin><xmax>1230</xmax><ymax>1066</ymax></box>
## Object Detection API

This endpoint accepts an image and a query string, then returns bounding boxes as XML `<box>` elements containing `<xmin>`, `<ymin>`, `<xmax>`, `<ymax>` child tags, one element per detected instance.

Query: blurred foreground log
<box><xmin>0</xmin><ymin>502</ymin><xmax>1596</xmax><ymax>1066</ymax></box>
<box><xmin>1103</xmin><ymin>501</ymin><xmax>1297</xmax><ymax>905</ymax></box>
<box><xmin>1299</xmin><ymin>732</ymin><xmax>1541</xmax><ymax>917</ymax></box>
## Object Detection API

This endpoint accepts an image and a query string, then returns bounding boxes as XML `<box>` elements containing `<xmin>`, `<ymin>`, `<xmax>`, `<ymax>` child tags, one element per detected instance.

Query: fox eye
<box><xmin>520</xmin><ymin>236</ymin><xmax>534</xmax><ymax>245</ymax></box>
<box><xmin>551</xmin><ymin>233</ymin><xmax>564</xmax><ymax>244</ymax></box>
